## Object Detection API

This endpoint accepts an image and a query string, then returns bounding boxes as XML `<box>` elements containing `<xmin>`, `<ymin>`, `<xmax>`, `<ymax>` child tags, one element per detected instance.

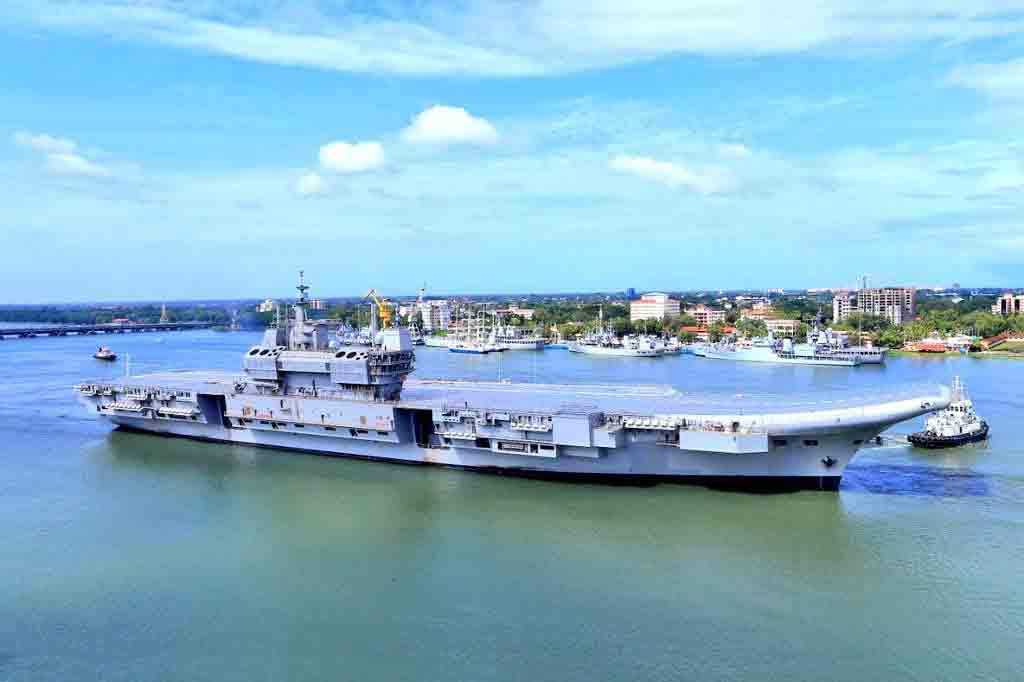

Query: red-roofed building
<box><xmin>679</xmin><ymin>325</ymin><xmax>735</xmax><ymax>341</ymax></box>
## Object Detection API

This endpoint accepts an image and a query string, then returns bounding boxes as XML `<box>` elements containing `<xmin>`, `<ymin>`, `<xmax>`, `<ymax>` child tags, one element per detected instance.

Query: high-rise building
<box><xmin>625</xmin><ymin>287</ymin><xmax>637</xmax><ymax>299</ymax></box>
<box><xmin>833</xmin><ymin>287</ymin><xmax>915</xmax><ymax>325</ymax></box>
<box><xmin>418</xmin><ymin>300</ymin><xmax>452</xmax><ymax>331</ymax></box>
<box><xmin>630</xmin><ymin>293</ymin><xmax>680</xmax><ymax>321</ymax></box>
<box><xmin>257</xmin><ymin>298</ymin><xmax>275</xmax><ymax>313</ymax></box>
<box><xmin>832</xmin><ymin>291</ymin><xmax>854</xmax><ymax>322</ymax></box>
<box><xmin>992</xmin><ymin>292</ymin><xmax>1024</xmax><ymax>316</ymax></box>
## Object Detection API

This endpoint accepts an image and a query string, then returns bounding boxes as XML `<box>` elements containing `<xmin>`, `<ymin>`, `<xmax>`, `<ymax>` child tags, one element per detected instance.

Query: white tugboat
<box><xmin>908</xmin><ymin>376</ymin><xmax>988</xmax><ymax>448</ymax></box>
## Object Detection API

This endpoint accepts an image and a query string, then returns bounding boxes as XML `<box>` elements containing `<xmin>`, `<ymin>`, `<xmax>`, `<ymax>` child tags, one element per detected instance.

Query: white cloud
<box><xmin>44</xmin><ymin>152</ymin><xmax>112</xmax><ymax>178</ymax></box>
<box><xmin>401</xmin><ymin>106</ymin><xmax>499</xmax><ymax>145</ymax></box>
<box><xmin>13</xmin><ymin>130</ymin><xmax>120</xmax><ymax>178</ymax></box>
<box><xmin>950</xmin><ymin>58</ymin><xmax>1024</xmax><ymax>98</ymax></box>
<box><xmin>10</xmin><ymin>1</ymin><xmax>1024</xmax><ymax>77</ymax></box>
<box><xmin>12</xmin><ymin>130</ymin><xmax>77</xmax><ymax>154</ymax></box>
<box><xmin>318</xmin><ymin>141</ymin><xmax>384</xmax><ymax>173</ymax></box>
<box><xmin>295</xmin><ymin>172</ymin><xmax>325</xmax><ymax>196</ymax></box>
<box><xmin>609</xmin><ymin>154</ymin><xmax>736</xmax><ymax>194</ymax></box>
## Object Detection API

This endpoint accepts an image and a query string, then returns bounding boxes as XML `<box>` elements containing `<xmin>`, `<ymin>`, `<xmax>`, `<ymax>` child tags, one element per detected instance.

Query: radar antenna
<box><xmin>296</xmin><ymin>270</ymin><xmax>310</xmax><ymax>305</ymax></box>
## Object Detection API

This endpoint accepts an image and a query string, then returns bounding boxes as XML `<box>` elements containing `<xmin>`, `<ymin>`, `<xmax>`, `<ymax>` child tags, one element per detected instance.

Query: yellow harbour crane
<box><xmin>363</xmin><ymin>288</ymin><xmax>393</xmax><ymax>328</ymax></box>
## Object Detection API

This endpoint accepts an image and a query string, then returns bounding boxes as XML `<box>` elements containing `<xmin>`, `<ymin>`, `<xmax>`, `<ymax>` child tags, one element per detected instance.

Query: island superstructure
<box><xmin>75</xmin><ymin>274</ymin><xmax>951</xmax><ymax>491</ymax></box>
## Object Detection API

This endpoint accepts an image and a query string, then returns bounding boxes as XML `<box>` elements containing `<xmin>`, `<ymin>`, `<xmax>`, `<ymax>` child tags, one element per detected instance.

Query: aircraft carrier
<box><xmin>75</xmin><ymin>275</ymin><xmax>950</xmax><ymax>491</ymax></box>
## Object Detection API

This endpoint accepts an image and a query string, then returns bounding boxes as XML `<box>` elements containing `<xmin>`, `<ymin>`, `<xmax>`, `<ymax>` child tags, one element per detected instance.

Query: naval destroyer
<box><xmin>75</xmin><ymin>274</ymin><xmax>951</xmax><ymax>491</ymax></box>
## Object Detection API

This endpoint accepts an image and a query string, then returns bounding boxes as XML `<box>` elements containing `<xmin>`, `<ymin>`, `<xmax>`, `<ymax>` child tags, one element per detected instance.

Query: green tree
<box><xmin>876</xmin><ymin>327</ymin><xmax>906</xmax><ymax>348</ymax></box>
<box><xmin>610</xmin><ymin>318</ymin><xmax>633</xmax><ymax>336</ymax></box>
<box><xmin>834</xmin><ymin>313</ymin><xmax>890</xmax><ymax>333</ymax></box>
<box><xmin>735</xmin><ymin>318</ymin><xmax>767</xmax><ymax>339</ymax></box>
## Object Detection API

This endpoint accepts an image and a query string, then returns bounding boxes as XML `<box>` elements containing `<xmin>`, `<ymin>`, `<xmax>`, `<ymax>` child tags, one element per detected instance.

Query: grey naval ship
<box><xmin>75</xmin><ymin>275</ymin><xmax>951</xmax><ymax>491</ymax></box>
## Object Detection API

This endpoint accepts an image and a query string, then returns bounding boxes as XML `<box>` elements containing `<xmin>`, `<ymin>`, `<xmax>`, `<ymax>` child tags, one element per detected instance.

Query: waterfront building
<box><xmin>680</xmin><ymin>325</ymin><xmax>737</xmax><ymax>341</ymax></box>
<box><xmin>257</xmin><ymin>298</ymin><xmax>275</xmax><ymax>313</ymax></box>
<box><xmin>833</xmin><ymin>287</ymin><xmax>915</xmax><ymax>326</ymax></box>
<box><xmin>500</xmin><ymin>305</ymin><xmax>535</xmax><ymax>321</ymax></box>
<box><xmin>765</xmin><ymin>319</ymin><xmax>799</xmax><ymax>337</ymax></box>
<box><xmin>630</xmin><ymin>293</ymin><xmax>681</xmax><ymax>322</ymax></box>
<box><xmin>684</xmin><ymin>304</ymin><xmax>726</xmax><ymax>327</ymax></box>
<box><xmin>419</xmin><ymin>299</ymin><xmax>452</xmax><ymax>331</ymax></box>
<box><xmin>831</xmin><ymin>290</ymin><xmax>854</xmax><ymax>322</ymax></box>
<box><xmin>308</xmin><ymin>298</ymin><xmax>326</xmax><ymax>311</ymax></box>
<box><xmin>991</xmin><ymin>292</ymin><xmax>1024</xmax><ymax>316</ymax></box>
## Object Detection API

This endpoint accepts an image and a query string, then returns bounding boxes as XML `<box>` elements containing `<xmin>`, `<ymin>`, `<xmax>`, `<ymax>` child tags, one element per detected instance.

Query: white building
<box><xmin>257</xmin><ymin>298</ymin><xmax>275</xmax><ymax>313</ymax></box>
<box><xmin>630</xmin><ymin>293</ymin><xmax>681</xmax><ymax>322</ymax></box>
<box><xmin>308</xmin><ymin>298</ymin><xmax>327</xmax><ymax>311</ymax></box>
<box><xmin>418</xmin><ymin>300</ymin><xmax>452</xmax><ymax>331</ymax></box>
<box><xmin>992</xmin><ymin>292</ymin><xmax>1024</xmax><ymax>316</ymax></box>
<box><xmin>764</xmin><ymin>318</ymin><xmax>799</xmax><ymax>337</ymax></box>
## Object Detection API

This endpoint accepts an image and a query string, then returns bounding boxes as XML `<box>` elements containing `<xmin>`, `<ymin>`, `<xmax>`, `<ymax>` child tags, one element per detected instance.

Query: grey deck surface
<box><xmin>113</xmin><ymin>370</ymin><xmax>942</xmax><ymax>417</ymax></box>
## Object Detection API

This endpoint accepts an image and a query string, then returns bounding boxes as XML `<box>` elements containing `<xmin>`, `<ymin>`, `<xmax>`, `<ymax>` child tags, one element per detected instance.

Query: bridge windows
<box><xmin>803</xmin><ymin>439</ymin><xmax>819</xmax><ymax>447</ymax></box>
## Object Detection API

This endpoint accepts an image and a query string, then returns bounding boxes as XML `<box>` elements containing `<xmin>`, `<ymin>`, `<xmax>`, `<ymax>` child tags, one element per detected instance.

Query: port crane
<box><xmin>363</xmin><ymin>288</ymin><xmax>393</xmax><ymax>328</ymax></box>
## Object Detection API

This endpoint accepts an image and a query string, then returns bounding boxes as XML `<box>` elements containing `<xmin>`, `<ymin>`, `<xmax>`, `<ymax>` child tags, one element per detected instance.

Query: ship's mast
<box><xmin>289</xmin><ymin>270</ymin><xmax>310</xmax><ymax>350</ymax></box>
<box><xmin>296</xmin><ymin>270</ymin><xmax>310</xmax><ymax>306</ymax></box>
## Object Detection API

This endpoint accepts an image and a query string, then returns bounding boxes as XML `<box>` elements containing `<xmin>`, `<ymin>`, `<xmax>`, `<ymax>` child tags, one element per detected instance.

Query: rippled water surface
<box><xmin>2</xmin><ymin>331</ymin><xmax>1022</xmax><ymax>681</ymax></box>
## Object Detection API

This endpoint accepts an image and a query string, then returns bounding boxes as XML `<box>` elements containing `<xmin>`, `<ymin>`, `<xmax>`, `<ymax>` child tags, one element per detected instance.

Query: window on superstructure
<box><xmin>803</xmin><ymin>439</ymin><xmax>819</xmax><ymax>447</ymax></box>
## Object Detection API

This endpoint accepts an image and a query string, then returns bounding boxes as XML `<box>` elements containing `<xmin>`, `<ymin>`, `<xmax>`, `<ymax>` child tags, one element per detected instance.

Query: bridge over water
<box><xmin>0</xmin><ymin>321</ymin><xmax>216</xmax><ymax>339</ymax></box>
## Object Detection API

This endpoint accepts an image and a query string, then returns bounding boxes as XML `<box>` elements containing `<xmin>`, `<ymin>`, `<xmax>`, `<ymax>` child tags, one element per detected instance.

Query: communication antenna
<box><xmin>296</xmin><ymin>270</ymin><xmax>310</xmax><ymax>305</ymax></box>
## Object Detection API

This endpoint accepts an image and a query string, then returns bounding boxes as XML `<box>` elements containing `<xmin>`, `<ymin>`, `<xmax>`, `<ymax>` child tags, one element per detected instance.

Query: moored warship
<box><xmin>75</xmin><ymin>274</ymin><xmax>951</xmax><ymax>491</ymax></box>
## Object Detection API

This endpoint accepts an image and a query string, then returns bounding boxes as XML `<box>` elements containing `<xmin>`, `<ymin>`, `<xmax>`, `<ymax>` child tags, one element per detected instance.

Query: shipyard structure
<box><xmin>76</xmin><ymin>275</ymin><xmax>950</xmax><ymax>491</ymax></box>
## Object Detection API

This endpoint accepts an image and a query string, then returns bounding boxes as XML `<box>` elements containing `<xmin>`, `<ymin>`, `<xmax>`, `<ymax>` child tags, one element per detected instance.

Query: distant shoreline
<box><xmin>889</xmin><ymin>349</ymin><xmax>1024</xmax><ymax>359</ymax></box>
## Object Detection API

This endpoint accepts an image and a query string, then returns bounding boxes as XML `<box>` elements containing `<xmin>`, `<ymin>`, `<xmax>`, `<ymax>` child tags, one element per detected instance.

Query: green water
<box><xmin>2</xmin><ymin>330</ymin><xmax>1022</xmax><ymax>680</ymax></box>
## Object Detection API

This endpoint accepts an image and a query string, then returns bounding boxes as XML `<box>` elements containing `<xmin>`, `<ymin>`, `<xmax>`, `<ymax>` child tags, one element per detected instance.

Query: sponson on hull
<box><xmin>75</xmin><ymin>273</ymin><xmax>951</xmax><ymax>492</ymax></box>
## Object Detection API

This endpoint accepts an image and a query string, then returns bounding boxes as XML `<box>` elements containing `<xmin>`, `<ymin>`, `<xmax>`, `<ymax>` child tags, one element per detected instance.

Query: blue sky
<box><xmin>1</xmin><ymin>1</ymin><xmax>1023</xmax><ymax>302</ymax></box>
